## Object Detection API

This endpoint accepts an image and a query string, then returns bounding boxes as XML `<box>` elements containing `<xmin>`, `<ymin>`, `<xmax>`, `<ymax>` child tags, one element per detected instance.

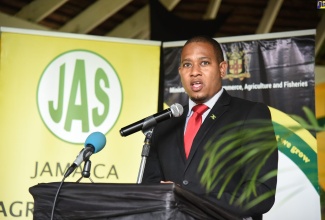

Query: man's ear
<box><xmin>219</xmin><ymin>61</ymin><xmax>228</xmax><ymax>77</ymax></box>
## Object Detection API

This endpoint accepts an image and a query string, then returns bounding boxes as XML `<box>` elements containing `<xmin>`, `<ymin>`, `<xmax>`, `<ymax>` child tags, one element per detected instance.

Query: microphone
<box><xmin>120</xmin><ymin>103</ymin><xmax>184</xmax><ymax>137</ymax></box>
<box><xmin>64</xmin><ymin>132</ymin><xmax>106</xmax><ymax>178</ymax></box>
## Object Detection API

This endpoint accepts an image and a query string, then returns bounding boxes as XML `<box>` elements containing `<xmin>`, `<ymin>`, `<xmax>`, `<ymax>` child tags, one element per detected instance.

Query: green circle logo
<box><xmin>37</xmin><ymin>50</ymin><xmax>122</xmax><ymax>143</ymax></box>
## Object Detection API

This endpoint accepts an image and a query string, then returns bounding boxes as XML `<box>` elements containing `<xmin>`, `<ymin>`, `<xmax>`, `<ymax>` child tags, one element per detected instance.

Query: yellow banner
<box><xmin>0</xmin><ymin>28</ymin><xmax>160</xmax><ymax>219</ymax></box>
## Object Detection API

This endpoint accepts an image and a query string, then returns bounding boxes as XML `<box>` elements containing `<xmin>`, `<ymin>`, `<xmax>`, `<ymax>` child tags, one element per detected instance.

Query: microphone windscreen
<box><xmin>84</xmin><ymin>132</ymin><xmax>106</xmax><ymax>153</ymax></box>
<box><xmin>170</xmin><ymin>103</ymin><xmax>184</xmax><ymax>117</ymax></box>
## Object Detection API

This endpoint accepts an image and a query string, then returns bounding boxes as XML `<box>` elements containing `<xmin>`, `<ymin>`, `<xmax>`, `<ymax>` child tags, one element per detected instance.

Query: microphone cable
<box><xmin>50</xmin><ymin>176</ymin><xmax>66</xmax><ymax>220</ymax></box>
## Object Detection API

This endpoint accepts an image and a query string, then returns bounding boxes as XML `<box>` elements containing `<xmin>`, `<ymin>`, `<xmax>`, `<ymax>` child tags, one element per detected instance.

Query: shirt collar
<box><xmin>187</xmin><ymin>88</ymin><xmax>224</xmax><ymax>116</ymax></box>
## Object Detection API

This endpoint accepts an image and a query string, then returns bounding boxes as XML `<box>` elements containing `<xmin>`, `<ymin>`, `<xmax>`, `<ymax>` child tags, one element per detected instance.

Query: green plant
<box><xmin>199</xmin><ymin>106</ymin><xmax>325</xmax><ymax>212</ymax></box>
<box><xmin>198</xmin><ymin>119</ymin><xmax>277</xmax><ymax>209</ymax></box>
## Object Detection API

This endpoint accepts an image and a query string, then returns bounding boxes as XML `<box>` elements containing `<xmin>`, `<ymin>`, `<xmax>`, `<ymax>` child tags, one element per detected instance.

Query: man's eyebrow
<box><xmin>198</xmin><ymin>56</ymin><xmax>211</xmax><ymax>60</ymax></box>
<box><xmin>180</xmin><ymin>58</ymin><xmax>191</xmax><ymax>63</ymax></box>
<box><xmin>181</xmin><ymin>57</ymin><xmax>211</xmax><ymax>62</ymax></box>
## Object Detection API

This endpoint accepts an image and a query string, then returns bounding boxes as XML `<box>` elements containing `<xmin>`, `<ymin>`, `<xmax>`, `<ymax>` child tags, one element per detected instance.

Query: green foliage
<box><xmin>290</xmin><ymin>106</ymin><xmax>325</xmax><ymax>133</ymax></box>
<box><xmin>199</xmin><ymin>106</ymin><xmax>325</xmax><ymax>211</ymax></box>
<box><xmin>199</xmin><ymin>119</ymin><xmax>277</xmax><ymax>208</ymax></box>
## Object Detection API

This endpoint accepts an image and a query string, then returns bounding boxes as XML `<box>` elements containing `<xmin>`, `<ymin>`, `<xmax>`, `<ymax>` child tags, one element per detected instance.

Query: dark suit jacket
<box><xmin>142</xmin><ymin>90</ymin><xmax>278</xmax><ymax>220</ymax></box>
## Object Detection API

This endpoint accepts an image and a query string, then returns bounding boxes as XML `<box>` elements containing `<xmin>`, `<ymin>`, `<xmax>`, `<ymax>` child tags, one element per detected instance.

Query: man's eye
<box><xmin>201</xmin><ymin>61</ymin><xmax>209</xmax><ymax>66</ymax></box>
<box><xmin>183</xmin><ymin>63</ymin><xmax>191</xmax><ymax>68</ymax></box>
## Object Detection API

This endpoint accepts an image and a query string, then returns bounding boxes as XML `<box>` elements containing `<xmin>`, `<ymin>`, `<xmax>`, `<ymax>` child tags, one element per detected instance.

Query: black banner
<box><xmin>162</xmin><ymin>35</ymin><xmax>315</xmax><ymax>119</ymax></box>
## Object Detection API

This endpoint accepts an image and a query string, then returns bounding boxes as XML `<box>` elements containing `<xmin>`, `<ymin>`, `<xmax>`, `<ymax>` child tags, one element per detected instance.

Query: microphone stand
<box><xmin>77</xmin><ymin>159</ymin><xmax>94</xmax><ymax>183</ymax></box>
<box><xmin>136</xmin><ymin>116</ymin><xmax>156</xmax><ymax>184</ymax></box>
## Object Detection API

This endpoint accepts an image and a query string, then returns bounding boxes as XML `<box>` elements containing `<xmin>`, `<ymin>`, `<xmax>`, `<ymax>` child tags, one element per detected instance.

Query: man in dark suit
<box><xmin>142</xmin><ymin>36</ymin><xmax>278</xmax><ymax>220</ymax></box>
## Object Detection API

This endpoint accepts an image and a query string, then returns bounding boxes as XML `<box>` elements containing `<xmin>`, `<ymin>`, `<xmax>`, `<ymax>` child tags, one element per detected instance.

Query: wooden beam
<box><xmin>203</xmin><ymin>0</ymin><xmax>222</xmax><ymax>20</ymax></box>
<box><xmin>59</xmin><ymin>0</ymin><xmax>131</xmax><ymax>34</ymax></box>
<box><xmin>107</xmin><ymin>5</ymin><xmax>149</xmax><ymax>39</ymax></box>
<box><xmin>159</xmin><ymin>0</ymin><xmax>181</xmax><ymax>11</ymax></box>
<box><xmin>15</xmin><ymin>0</ymin><xmax>68</xmax><ymax>22</ymax></box>
<box><xmin>0</xmin><ymin>12</ymin><xmax>49</xmax><ymax>31</ymax></box>
<box><xmin>136</xmin><ymin>29</ymin><xmax>151</xmax><ymax>40</ymax></box>
<box><xmin>107</xmin><ymin>0</ymin><xmax>179</xmax><ymax>39</ymax></box>
<box><xmin>256</xmin><ymin>0</ymin><xmax>283</xmax><ymax>34</ymax></box>
<box><xmin>316</xmin><ymin>13</ymin><xmax>325</xmax><ymax>56</ymax></box>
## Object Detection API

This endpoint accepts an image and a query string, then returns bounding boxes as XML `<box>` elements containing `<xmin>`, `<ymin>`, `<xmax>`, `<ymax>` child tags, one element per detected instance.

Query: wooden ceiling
<box><xmin>0</xmin><ymin>0</ymin><xmax>324</xmax><ymax>65</ymax></box>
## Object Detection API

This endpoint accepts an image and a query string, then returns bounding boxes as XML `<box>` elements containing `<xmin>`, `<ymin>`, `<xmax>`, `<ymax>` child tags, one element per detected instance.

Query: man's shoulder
<box><xmin>222</xmin><ymin>94</ymin><xmax>270</xmax><ymax>114</ymax></box>
<box><xmin>226</xmin><ymin>93</ymin><xmax>268</xmax><ymax>108</ymax></box>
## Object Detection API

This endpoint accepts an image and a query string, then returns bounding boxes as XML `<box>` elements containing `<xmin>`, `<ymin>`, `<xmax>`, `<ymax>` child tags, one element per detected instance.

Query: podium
<box><xmin>29</xmin><ymin>182</ymin><xmax>241</xmax><ymax>220</ymax></box>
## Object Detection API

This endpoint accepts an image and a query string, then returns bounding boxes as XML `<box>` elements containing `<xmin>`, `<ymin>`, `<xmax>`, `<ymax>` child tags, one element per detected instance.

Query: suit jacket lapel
<box><xmin>176</xmin><ymin>105</ymin><xmax>189</xmax><ymax>164</ymax></box>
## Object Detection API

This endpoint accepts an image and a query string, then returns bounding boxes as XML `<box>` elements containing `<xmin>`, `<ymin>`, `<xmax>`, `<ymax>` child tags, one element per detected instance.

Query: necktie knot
<box><xmin>192</xmin><ymin>104</ymin><xmax>209</xmax><ymax>116</ymax></box>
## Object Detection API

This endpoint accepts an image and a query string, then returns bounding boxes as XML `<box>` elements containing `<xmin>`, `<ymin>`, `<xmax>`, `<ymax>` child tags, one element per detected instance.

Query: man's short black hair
<box><xmin>183</xmin><ymin>35</ymin><xmax>224</xmax><ymax>63</ymax></box>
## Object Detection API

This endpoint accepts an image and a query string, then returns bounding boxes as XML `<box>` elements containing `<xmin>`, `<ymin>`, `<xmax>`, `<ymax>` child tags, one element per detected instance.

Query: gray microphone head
<box><xmin>170</xmin><ymin>103</ymin><xmax>184</xmax><ymax>117</ymax></box>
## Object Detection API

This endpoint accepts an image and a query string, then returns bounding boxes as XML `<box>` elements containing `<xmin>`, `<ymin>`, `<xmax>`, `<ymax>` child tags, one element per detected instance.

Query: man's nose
<box><xmin>190</xmin><ymin>64</ymin><xmax>201</xmax><ymax>76</ymax></box>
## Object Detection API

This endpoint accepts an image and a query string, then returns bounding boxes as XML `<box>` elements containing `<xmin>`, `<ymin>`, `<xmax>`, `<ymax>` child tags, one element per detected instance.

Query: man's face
<box><xmin>178</xmin><ymin>42</ymin><xmax>227</xmax><ymax>103</ymax></box>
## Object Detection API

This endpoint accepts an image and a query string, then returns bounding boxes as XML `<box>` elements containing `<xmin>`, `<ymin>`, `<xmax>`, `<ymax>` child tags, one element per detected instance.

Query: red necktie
<box><xmin>184</xmin><ymin>104</ymin><xmax>209</xmax><ymax>158</ymax></box>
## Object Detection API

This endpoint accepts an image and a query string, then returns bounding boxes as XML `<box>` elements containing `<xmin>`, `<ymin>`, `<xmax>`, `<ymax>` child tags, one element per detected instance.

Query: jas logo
<box><xmin>37</xmin><ymin>50</ymin><xmax>122</xmax><ymax>143</ymax></box>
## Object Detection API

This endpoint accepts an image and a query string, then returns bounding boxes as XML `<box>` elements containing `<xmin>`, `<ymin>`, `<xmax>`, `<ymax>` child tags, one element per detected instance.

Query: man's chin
<box><xmin>190</xmin><ymin>95</ymin><xmax>207</xmax><ymax>104</ymax></box>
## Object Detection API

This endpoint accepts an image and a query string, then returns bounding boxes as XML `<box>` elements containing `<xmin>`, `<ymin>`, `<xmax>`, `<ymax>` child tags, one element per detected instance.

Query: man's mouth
<box><xmin>191</xmin><ymin>81</ymin><xmax>203</xmax><ymax>91</ymax></box>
